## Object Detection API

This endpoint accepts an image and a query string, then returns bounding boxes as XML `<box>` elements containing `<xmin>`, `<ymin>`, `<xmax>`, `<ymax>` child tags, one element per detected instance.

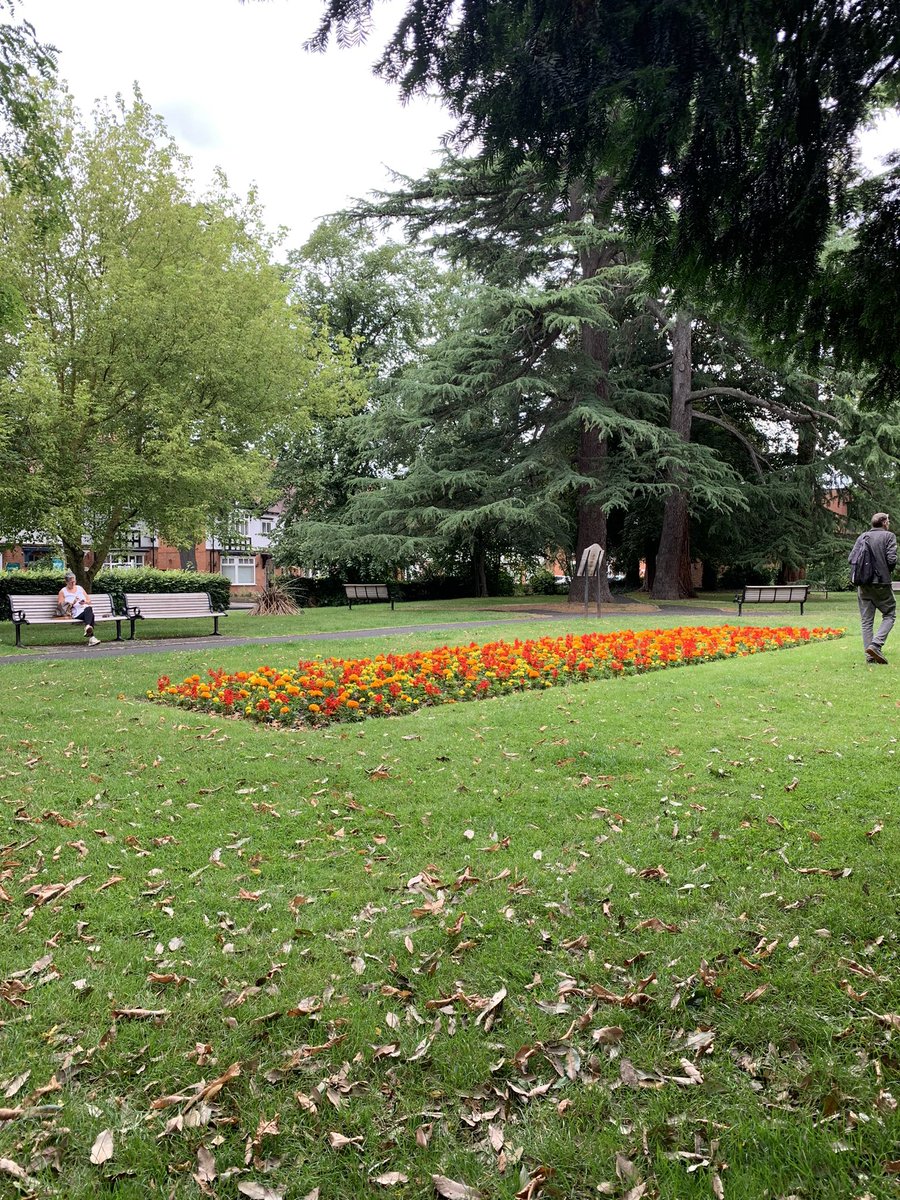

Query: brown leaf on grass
<box><xmin>445</xmin><ymin>912</ymin><xmax>466</xmax><ymax>937</ymax></box>
<box><xmin>432</xmin><ymin>1176</ymin><xmax>482</xmax><ymax>1199</ymax></box>
<box><xmin>806</xmin><ymin>829</ymin><xmax>822</xmax><ymax>843</ymax></box>
<box><xmin>884</xmin><ymin>1161</ymin><xmax>900</xmax><ymax>1176</ymax></box>
<box><xmin>874</xmin><ymin>1013</ymin><xmax>900</xmax><ymax>1031</ymax></box>
<box><xmin>591</xmin><ymin>1026</ymin><xmax>625</xmax><ymax>1047</ymax></box>
<box><xmin>474</xmin><ymin>987</ymin><xmax>507</xmax><ymax>1030</ymax></box>
<box><xmin>515</xmin><ymin>1165</ymin><xmax>555</xmax><ymax>1199</ymax></box>
<box><xmin>0</xmin><ymin>884</ymin><xmax>12</xmax><ymax>904</ymax></box>
<box><xmin>633</xmin><ymin>918</ymin><xmax>681</xmax><ymax>934</ymax></box>
<box><xmin>865</xmin><ymin>823</ymin><xmax>884</xmax><ymax>839</ymax></box>
<box><xmin>24</xmin><ymin>875</ymin><xmax>89</xmax><ymax>907</ymax></box>
<box><xmin>195</xmin><ymin>1144</ymin><xmax>217</xmax><ymax>1183</ymax></box>
<box><xmin>327</xmin><ymin>1131</ymin><xmax>364</xmax><ymax>1149</ymax></box>
<box><xmin>237</xmin><ymin>1183</ymin><xmax>285</xmax><ymax>1200</ymax></box>
<box><xmin>619</xmin><ymin>1058</ymin><xmax>665</xmax><ymax>1088</ymax></box>
<box><xmin>416</xmin><ymin>1122</ymin><xmax>433</xmax><ymax>1148</ymax></box>
<box><xmin>0</xmin><ymin>1156</ymin><xmax>40</xmax><ymax>1188</ymax></box>
<box><xmin>1</xmin><ymin>1072</ymin><xmax>29</xmax><ymax>1100</ymax></box>
<box><xmin>765</xmin><ymin>815</ymin><xmax>784</xmax><ymax>828</ymax></box>
<box><xmin>796</xmin><ymin>866</ymin><xmax>851</xmax><ymax>878</ymax></box>
<box><xmin>147</xmin><ymin>972</ymin><xmax>189</xmax><ymax>987</ymax></box>
<box><xmin>112</xmin><ymin>1007</ymin><xmax>170</xmax><ymax>1021</ymax></box>
<box><xmin>637</xmin><ymin>865</ymin><xmax>669</xmax><ymax>881</ymax></box>
<box><xmin>372</xmin><ymin>1172</ymin><xmax>409</xmax><ymax>1186</ymax></box>
<box><xmin>89</xmin><ymin>1129</ymin><xmax>114</xmax><ymax>1165</ymax></box>
<box><xmin>784</xmin><ymin>778</ymin><xmax>799</xmax><ymax>792</ymax></box>
<box><xmin>96</xmin><ymin>876</ymin><xmax>125</xmax><ymax>892</ymax></box>
<box><xmin>237</xmin><ymin>888</ymin><xmax>262</xmax><ymax>901</ymax></box>
<box><xmin>590</xmin><ymin>974</ymin><xmax>656</xmax><ymax>1008</ymax></box>
<box><xmin>741</xmin><ymin>984</ymin><xmax>770</xmax><ymax>1004</ymax></box>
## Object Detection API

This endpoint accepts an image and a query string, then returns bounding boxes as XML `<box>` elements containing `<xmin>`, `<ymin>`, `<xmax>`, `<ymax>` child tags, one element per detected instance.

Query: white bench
<box><xmin>343</xmin><ymin>583</ymin><xmax>394</xmax><ymax>611</ymax></box>
<box><xmin>9</xmin><ymin>593</ymin><xmax>123</xmax><ymax>647</ymax></box>
<box><xmin>735</xmin><ymin>583</ymin><xmax>809</xmax><ymax>616</ymax></box>
<box><xmin>123</xmin><ymin>592</ymin><xmax>226</xmax><ymax>639</ymax></box>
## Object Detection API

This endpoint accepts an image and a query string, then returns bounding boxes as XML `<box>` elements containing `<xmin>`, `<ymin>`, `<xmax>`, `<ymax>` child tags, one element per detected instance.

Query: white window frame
<box><xmin>103</xmin><ymin>552</ymin><xmax>146</xmax><ymax>570</ymax></box>
<box><xmin>260</xmin><ymin>517</ymin><xmax>275</xmax><ymax>536</ymax></box>
<box><xmin>220</xmin><ymin>555</ymin><xmax>256</xmax><ymax>585</ymax></box>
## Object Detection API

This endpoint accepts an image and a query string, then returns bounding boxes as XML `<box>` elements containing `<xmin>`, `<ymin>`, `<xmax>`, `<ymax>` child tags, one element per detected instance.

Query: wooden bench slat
<box><xmin>734</xmin><ymin>584</ymin><xmax>810</xmax><ymax>616</ymax></box>
<box><xmin>343</xmin><ymin>583</ymin><xmax>394</xmax><ymax>610</ymax></box>
<box><xmin>9</xmin><ymin>594</ymin><xmax>123</xmax><ymax>646</ymax></box>
<box><xmin>123</xmin><ymin>592</ymin><xmax>225</xmax><ymax>639</ymax></box>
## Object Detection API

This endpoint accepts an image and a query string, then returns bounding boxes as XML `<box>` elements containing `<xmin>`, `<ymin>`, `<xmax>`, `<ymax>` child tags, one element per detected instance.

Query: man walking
<box><xmin>849</xmin><ymin>512</ymin><xmax>897</xmax><ymax>664</ymax></box>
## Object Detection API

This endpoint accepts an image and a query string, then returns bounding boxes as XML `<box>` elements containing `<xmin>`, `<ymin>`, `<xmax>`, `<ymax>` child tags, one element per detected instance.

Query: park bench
<box><xmin>9</xmin><ymin>593</ymin><xmax>123</xmax><ymax>647</ymax></box>
<box><xmin>734</xmin><ymin>583</ymin><xmax>809</xmax><ymax>616</ymax></box>
<box><xmin>124</xmin><ymin>592</ymin><xmax>226</xmax><ymax>639</ymax></box>
<box><xmin>343</xmin><ymin>583</ymin><xmax>395</xmax><ymax>611</ymax></box>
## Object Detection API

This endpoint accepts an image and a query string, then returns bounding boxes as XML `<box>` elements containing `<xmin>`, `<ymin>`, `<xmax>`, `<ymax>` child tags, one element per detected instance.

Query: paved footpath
<box><xmin>0</xmin><ymin>617</ymin><xmax>554</xmax><ymax>666</ymax></box>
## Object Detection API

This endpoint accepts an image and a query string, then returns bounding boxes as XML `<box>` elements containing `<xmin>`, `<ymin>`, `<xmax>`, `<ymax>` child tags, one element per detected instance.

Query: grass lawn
<box><xmin>1</xmin><ymin>596</ymin><xmax>899</xmax><ymax>1199</ymax></box>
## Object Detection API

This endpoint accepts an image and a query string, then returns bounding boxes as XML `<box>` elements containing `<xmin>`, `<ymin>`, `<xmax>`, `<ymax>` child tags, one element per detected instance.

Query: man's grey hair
<box><xmin>871</xmin><ymin>512</ymin><xmax>890</xmax><ymax>528</ymax></box>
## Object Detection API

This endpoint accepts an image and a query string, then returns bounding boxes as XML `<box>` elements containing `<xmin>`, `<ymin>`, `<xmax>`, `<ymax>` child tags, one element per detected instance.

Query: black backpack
<box><xmin>849</xmin><ymin>534</ymin><xmax>877</xmax><ymax>586</ymax></box>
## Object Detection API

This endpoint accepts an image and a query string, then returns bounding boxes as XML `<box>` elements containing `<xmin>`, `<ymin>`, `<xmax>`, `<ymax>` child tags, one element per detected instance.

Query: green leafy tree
<box><xmin>0</xmin><ymin>91</ymin><xmax>362</xmax><ymax>585</ymax></box>
<box><xmin>304</xmin><ymin>0</ymin><xmax>900</xmax><ymax>398</ymax></box>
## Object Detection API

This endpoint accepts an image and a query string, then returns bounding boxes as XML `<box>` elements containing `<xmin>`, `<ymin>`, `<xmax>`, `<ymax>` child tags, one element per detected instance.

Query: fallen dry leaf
<box><xmin>373</xmin><ymin>1171</ymin><xmax>409</xmax><ymax>1186</ymax></box>
<box><xmin>237</xmin><ymin>1183</ymin><xmax>285</xmax><ymax>1200</ymax></box>
<box><xmin>432</xmin><ymin>1176</ymin><xmax>483</xmax><ymax>1199</ymax></box>
<box><xmin>89</xmin><ymin>1129</ymin><xmax>114</xmax><ymax>1165</ymax></box>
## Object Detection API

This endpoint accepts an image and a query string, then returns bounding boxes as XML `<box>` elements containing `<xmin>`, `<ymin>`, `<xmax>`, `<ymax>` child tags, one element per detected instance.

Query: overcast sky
<box><xmin>18</xmin><ymin>0</ymin><xmax>900</xmax><ymax>253</ymax></box>
<box><xmin>22</xmin><ymin>0</ymin><xmax>453</xmax><ymax>249</ymax></box>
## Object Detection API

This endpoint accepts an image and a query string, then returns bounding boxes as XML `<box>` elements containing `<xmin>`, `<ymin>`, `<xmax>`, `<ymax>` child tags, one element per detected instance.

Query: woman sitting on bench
<box><xmin>57</xmin><ymin>571</ymin><xmax>100</xmax><ymax>645</ymax></box>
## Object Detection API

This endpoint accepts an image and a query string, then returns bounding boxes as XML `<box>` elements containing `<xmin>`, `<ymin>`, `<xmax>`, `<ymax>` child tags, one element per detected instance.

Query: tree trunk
<box><xmin>651</xmin><ymin>312</ymin><xmax>697</xmax><ymax>600</ymax></box>
<box><xmin>567</xmin><ymin>179</ymin><xmax>616</xmax><ymax>606</ymax></box>
<box><xmin>778</xmin><ymin>413</ymin><xmax>817</xmax><ymax>582</ymax></box>
<box><xmin>61</xmin><ymin>538</ymin><xmax>90</xmax><ymax>589</ymax></box>
<box><xmin>180</xmin><ymin>546</ymin><xmax>198</xmax><ymax>571</ymax></box>
<box><xmin>473</xmin><ymin>543</ymin><xmax>488</xmax><ymax>598</ymax></box>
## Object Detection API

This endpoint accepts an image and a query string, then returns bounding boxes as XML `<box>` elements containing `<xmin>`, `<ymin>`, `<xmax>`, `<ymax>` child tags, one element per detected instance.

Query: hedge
<box><xmin>277</xmin><ymin>574</ymin><xmax>477</xmax><ymax>607</ymax></box>
<box><xmin>0</xmin><ymin>568</ymin><xmax>231</xmax><ymax>621</ymax></box>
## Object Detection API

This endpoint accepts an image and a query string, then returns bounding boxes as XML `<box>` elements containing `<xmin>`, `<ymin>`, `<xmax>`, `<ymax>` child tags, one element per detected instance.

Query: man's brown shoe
<box><xmin>866</xmin><ymin>644</ymin><xmax>888</xmax><ymax>664</ymax></box>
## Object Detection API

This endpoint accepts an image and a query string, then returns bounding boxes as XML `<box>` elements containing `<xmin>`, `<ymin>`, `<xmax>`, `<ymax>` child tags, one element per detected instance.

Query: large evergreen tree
<box><xmin>305</xmin><ymin>0</ymin><xmax>900</xmax><ymax>399</ymax></box>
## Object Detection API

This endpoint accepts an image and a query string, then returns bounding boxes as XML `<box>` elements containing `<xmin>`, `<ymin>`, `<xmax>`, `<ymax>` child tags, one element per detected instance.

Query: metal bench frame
<box><xmin>123</xmin><ymin>592</ymin><xmax>226</xmax><ymax>639</ymax></box>
<box><xmin>9</xmin><ymin>594</ymin><xmax>123</xmax><ymax>646</ymax></box>
<box><xmin>343</xmin><ymin>583</ymin><xmax>395</xmax><ymax>611</ymax></box>
<box><xmin>735</xmin><ymin>584</ymin><xmax>810</xmax><ymax>616</ymax></box>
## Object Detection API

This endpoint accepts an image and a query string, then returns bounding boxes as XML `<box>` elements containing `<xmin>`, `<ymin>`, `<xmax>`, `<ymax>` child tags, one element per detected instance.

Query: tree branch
<box><xmin>688</xmin><ymin>386</ymin><xmax>839</xmax><ymax>425</ymax></box>
<box><xmin>691</xmin><ymin>411</ymin><xmax>765</xmax><ymax>477</ymax></box>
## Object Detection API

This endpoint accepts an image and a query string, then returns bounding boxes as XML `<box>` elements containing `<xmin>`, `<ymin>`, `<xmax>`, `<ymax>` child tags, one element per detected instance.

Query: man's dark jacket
<box><xmin>849</xmin><ymin>527</ymin><xmax>898</xmax><ymax>585</ymax></box>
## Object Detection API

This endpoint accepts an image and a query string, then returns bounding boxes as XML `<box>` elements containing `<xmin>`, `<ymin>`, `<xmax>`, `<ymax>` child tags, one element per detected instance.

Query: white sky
<box><xmin>21</xmin><ymin>0</ymin><xmax>454</xmax><ymax>248</ymax></box>
<box><xmin>17</xmin><ymin>0</ymin><xmax>900</xmax><ymax>253</ymax></box>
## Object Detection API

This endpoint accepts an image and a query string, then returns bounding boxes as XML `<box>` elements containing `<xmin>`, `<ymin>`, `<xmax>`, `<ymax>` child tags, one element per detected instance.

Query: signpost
<box><xmin>576</xmin><ymin>543</ymin><xmax>605</xmax><ymax>617</ymax></box>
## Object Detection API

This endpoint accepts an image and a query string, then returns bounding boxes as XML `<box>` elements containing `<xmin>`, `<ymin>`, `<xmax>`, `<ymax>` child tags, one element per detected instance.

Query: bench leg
<box><xmin>800</xmin><ymin>602</ymin><xmax>804</xmax><ymax>615</ymax></box>
<box><xmin>114</xmin><ymin>620</ymin><xmax>123</xmax><ymax>641</ymax></box>
<box><xmin>15</xmin><ymin>622</ymin><xmax>22</xmax><ymax>647</ymax></box>
<box><xmin>129</xmin><ymin>619</ymin><xmax>136</xmax><ymax>640</ymax></box>
<box><xmin>737</xmin><ymin>602</ymin><xmax>743</xmax><ymax>617</ymax></box>
<box><xmin>390</xmin><ymin>598</ymin><xmax>395</xmax><ymax>611</ymax></box>
<box><xmin>213</xmin><ymin>616</ymin><xmax>220</xmax><ymax>635</ymax></box>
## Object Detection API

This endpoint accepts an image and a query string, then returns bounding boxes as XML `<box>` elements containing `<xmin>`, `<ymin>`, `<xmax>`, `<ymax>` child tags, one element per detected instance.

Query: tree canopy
<box><xmin>307</xmin><ymin>0</ymin><xmax>900</xmax><ymax>398</ymax></box>
<box><xmin>0</xmin><ymin>91</ymin><xmax>363</xmax><ymax>584</ymax></box>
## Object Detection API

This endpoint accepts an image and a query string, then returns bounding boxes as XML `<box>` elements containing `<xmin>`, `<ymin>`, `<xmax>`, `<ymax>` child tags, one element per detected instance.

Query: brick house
<box><xmin>0</xmin><ymin>509</ymin><xmax>281</xmax><ymax>600</ymax></box>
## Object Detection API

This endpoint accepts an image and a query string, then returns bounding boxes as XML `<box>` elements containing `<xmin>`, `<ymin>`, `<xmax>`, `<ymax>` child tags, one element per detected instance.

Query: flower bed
<box><xmin>149</xmin><ymin>625</ymin><xmax>843</xmax><ymax>728</ymax></box>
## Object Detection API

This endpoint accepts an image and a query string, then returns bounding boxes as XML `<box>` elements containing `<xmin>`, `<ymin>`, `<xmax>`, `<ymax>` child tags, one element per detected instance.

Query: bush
<box><xmin>0</xmin><ymin>567</ymin><xmax>230</xmax><ymax>621</ymax></box>
<box><xmin>528</xmin><ymin>568</ymin><xmax>562</xmax><ymax>595</ymax></box>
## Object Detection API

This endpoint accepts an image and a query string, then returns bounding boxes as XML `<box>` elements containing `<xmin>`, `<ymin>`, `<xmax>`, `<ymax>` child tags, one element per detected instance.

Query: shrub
<box><xmin>528</xmin><ymin>568</ymin><xmax>562</xmax><ymax>595</ymax></box>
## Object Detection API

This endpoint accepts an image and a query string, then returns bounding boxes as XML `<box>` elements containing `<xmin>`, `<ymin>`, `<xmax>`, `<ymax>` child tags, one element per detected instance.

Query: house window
<box><xmin>104</xmin><ymin>553</ymin><xmax>145</xmax><ymax>569</ymax></box>
<box><xmin>220</xmin><ymin>555</ymin><xmax>256</xmax><ymax>585</ymax></box>
<box><xmin>260</xmin><ymin>518</ymin><xmax>275</xmax><ymax>536</ymax></box>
